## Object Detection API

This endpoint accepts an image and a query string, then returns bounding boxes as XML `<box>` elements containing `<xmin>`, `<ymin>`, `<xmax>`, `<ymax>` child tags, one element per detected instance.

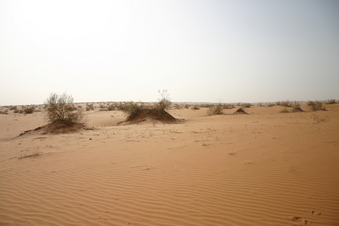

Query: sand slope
<box><xmin>1</xmin><ymin>105</ymin><xmax>339</xmax><ymax>225</ymax></box>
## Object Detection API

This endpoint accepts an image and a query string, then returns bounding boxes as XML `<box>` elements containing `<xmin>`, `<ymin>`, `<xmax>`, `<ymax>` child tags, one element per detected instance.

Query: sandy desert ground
<box><xmin>0</xmin><ymin>103</ymin><xmax>339</xmax><ymax>226</ymax></box>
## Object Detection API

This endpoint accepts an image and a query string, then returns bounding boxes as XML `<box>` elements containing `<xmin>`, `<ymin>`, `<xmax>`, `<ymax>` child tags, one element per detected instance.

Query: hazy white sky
<box><xmin>1</xmin><ymin>0</ymin><xmax>338</xmax><ymax>105</ymax></box>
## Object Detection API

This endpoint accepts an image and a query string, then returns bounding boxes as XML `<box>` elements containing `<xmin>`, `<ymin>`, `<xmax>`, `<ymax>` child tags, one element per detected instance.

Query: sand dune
<box><xmin>1</xmin><ymin>104</ymin><xmax>339</xmax><ymax>225</ymax></box>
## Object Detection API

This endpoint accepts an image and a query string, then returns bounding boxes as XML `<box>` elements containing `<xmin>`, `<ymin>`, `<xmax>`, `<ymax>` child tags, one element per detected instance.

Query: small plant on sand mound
<box><xmin>120</xmin><ymin>102</ymin><xmax>145</xmax><ymax>121</ymax></box>
<box><xmin>120</xmin><ymin>91</ymin><xmax>176</xmax><ymax>124</ymax></box>
<box><xmin>44</xmin><ymin>93</ymin><xmax>83</xmax><ymax>123</ymax></box>
<box><xmin>207</xmin><ymin>104</ymin><xmax>223</xmax><ymax>116</ymax></box>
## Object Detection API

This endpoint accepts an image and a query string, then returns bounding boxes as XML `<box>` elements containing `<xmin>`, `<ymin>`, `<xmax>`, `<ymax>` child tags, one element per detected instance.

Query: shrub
<box><xmin>107</xmin><ymin>104</ymin><xmax>116</xmax><ymax>111</ymax></box>
<box><xmin>223</xmin><ymin>104</ymin><xmax>234</xmax><ymax>109</ymax></box>
<box><xmin>120</xmin><ymin>102</ymin><xmax>144</xmax><ymax>121</ymax></box>
<box><xmin>291</xmin><ymin>101</ymin><xmax>300</xmax><ymax>108</ymax></box>
<box><xmin>156</xmin><ymin>90</ymin><xmax>171</xmax><ymax>110</ymax></box>
<box><xmin>24</xmin><ymin>106</ymin><xmax>35</xmax><ymax>114</ymax></box>
<box><xmin>307</xmin><ymin>101</ymin><xmax>325</xmax><ymax>111</ymax></box>
<box><xmin>280</xmin><ymin>108</ymin><xmax>289</xmax><ymax>113</ymax></box>
<box><xmin>279</xmin><ymin>100</ymin><xmax>292</xmax><ymax>107</ymax></box>
<box><xmin>86</xmin><ymin>103</ymin><xmax>94</xmax><ymax>111</ymax></box>
<box><xmin>44</xmin><ymin>93</ymin><xmax>83</xmax><ymax>123</ymax></box>
<box><xmin>191</xmin><ymin>105</ymin><xmax>200</xmax><ymax>110</ymax></box>
<box><xmin>326</xmin><ymin>99</ymin><xmax>336</xmax><ymax>104</ymax></box>
<box><xmin>240</xmin><ymin>103</ymin><xmax>252</xmax><ymax>108</ymax></box>
<box><xmin>207</xmin><ymin>104</ymin><xmax>223</xmax><ymax>115</ymax></box>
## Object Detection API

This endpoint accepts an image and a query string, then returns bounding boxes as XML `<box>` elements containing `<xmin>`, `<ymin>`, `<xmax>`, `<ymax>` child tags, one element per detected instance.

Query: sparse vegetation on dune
<box><xmin>119</xmin><ymin>90</ymin><xmax>177</xmax><ymax>124</ymax></box>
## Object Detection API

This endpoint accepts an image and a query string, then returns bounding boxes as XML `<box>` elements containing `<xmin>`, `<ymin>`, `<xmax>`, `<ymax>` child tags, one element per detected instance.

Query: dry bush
<box><xmin>86</xmin><ymin>103</ymin><xmax>95</xmax><ymax>111</ymax></box>
<box><xmin>307</xmin><ymin>101</ymin><xmax>326</xmax><ymax>111</ymax></box>
<box><xmin>107</xmin><ymin>104</ymin><xmax>116</xmax><ymax>111</ymax></box>
<box><xmin>240</xmin><ymin>103</ymin><xmax>252</xmax><ymax>108</ymax></box>
<box><xmin>207</xmin><ymin>104</ymin><xmax>223</xmax><ymax>115</ymax></box>
<box><xmin>120</xmin><ymin>102</ymin><xmax>145</xmax><ymax>121</ymax></box>
<box><xmin>44</xmin><ymin>93</ymin><xmax>83</xmax><ymax>123</ymax></box>
<box><xmin>156</xmin><ymin>90</ymin><xmax>171</xmax><ymax>110</ymax></box>
<box><xmin>223</xmin><ymin>104</ymin><xmax>235</xmax><ymax>109</ymax></box>
<box><xmin>24</xmin><ymin>106</ymin><xmax>35</xmax><ymax>114</ymax></box>
<box><xmin>278</xmin><ymin>100</ymin><xmax>292</xmax><ymax>107</ymax></box>
<box><xmin>291</xmin><ymin>101</ymin><xmax>300</xmax><ymax>108</ymax></box>
<box><xmin>326</xmin><ymin>99</ymin><xmax>336</xmax><ymax>104</ymax></box>
<box><xmin>0</xmin><ymin>110</ymin><xmax>8</xmax><ymax>114</ymax></box>
<box><xmin>280</xmin><ymin>108</ymin><xmax>290</xmax><ymax>113</ymax></box>
<box><xmin>191</xmin><ymin>105</ymin><xmax>200</xmax><ymax>110</ymax></box>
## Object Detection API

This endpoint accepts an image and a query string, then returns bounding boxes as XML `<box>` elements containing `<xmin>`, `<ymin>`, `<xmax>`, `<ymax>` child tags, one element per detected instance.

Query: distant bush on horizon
<box><xmin>307</xmin><ymin>101</ymin><xmax>326</xmax><ymax>111</ymax></box>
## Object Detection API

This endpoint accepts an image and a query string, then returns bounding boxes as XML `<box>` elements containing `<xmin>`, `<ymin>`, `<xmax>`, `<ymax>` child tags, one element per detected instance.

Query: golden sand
<box><xmin>1</xmin><ymin>104</ymin><xmax>338</xmax><ymax>225</ymax></box>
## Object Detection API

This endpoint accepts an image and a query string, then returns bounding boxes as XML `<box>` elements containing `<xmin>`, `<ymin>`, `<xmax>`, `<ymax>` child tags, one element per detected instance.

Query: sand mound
<box><xmin>19</xmin><ymin>120</ymin><xmax>86</xmax><ymax>136</ymax></box>
<box><xmin>291</xmin><ymin>107</ymin><xmax>304</xmax><ymax>112</ymax></box>
<box><xmin>233</xmin><ymin>108</ymin><xmax>248</xmax><ymax>115</ymax></box>
<box><xmin>119</xmin><ymin>108</ymin><xmax>178</xmax><ymax>124</ymax></box>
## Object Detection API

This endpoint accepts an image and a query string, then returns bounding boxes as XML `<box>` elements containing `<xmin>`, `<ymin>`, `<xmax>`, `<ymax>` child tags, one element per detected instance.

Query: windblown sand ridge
<box><xmin>1</xmin><ymin>104</ymin><xmax>339</xmax><ymax>225</ymax></box>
